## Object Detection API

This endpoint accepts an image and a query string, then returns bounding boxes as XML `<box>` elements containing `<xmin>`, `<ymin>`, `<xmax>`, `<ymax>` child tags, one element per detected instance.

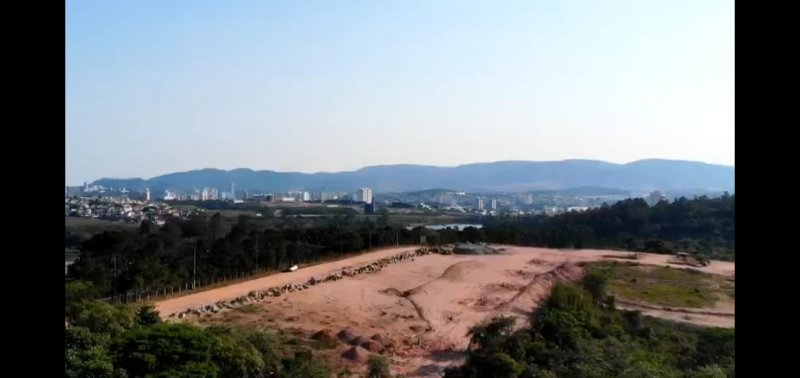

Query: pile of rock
<box><xmin>168</xmin><ymin>247</ymin><xmax>455</xmax><ymax>319</ymax></box>
<box><xmin>335</xmin><ymin>328</ymin><xmax>394</xmax><ymax>360</ymax></box>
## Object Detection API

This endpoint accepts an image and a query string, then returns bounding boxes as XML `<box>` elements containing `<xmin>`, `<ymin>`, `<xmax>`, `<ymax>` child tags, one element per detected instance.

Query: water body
<box><xmin>406</xmin><ymin>223</ymin><xmax>483</xmax><ymax>231</ymax></box>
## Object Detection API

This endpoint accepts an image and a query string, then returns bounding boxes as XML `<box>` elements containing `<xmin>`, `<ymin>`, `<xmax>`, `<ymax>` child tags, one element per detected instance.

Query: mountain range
<box><xmin>91</xmin><ymin>159</ymin><xmax>734</xmax><ymax>194</ymax></box>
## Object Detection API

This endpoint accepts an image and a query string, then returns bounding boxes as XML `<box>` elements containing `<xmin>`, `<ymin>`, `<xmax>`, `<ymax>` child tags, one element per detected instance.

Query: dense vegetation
<box><xmin>444</xmin><ymin>274</ymin><xmax>734</xmax><ymax>377</ymax></box>
<box><xmin>67</xmin><ymin>195</ymin><xmax>733</xmax><ymax>301</ymax></box>
<box><xmin>65</xmin><ymin>297</ymin><xmax>330</xmax><ymax>378</ymax></box>
<box><xmin>67</xmin><ymin>210</ymin><xmax>411</xmax><ymax>300</ymax></box>
<box><xmin>481</xmin><ymin>194</ymin><xmax>734</xmax><ymax>261</ymax></box>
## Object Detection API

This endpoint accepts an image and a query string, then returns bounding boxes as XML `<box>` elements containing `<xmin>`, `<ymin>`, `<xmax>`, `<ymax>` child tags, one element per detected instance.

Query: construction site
<box><xmin>157</xmin><ymin>246</ymin><xmax>735</xmax><ymax>376</ymax></box>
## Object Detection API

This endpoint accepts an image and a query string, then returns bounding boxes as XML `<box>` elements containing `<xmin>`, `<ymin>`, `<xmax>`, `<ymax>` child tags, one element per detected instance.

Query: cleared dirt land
<box><xmin>157</xmin><ymin>246</ymin><xmax>734</xmax><ymax>376</ymax></box>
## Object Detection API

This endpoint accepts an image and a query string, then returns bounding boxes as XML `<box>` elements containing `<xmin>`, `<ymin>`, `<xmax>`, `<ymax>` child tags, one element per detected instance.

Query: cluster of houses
<box><xmin>64</xmin><ymin>197</ymin><xmax>179</xmax><ymax>223</ymax></box>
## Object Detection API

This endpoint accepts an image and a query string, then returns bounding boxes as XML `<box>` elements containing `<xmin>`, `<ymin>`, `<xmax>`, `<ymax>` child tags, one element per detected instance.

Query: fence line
<box><xmin>110</xmin><ymin>243</ymin><xmax>419</xmax><ymax>304</ymax></box>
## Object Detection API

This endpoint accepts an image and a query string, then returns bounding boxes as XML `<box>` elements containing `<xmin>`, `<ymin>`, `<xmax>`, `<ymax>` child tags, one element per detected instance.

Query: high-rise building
<box><xmin>355</xmin><ymin>187</ymin><xmax>373</xmax><ymax>204</ymax></box>
<box><xmin>476</xmin><ymin>197</ymin><xmax>484</xmax><ymax>210</ymax></box>
<box><xmin>491</xmin><ymin>199</ymin><xmax>498</xmax><ymax>210</ymax></box>
<box><xmin>230</xmin><ymin>183</ymin><xmax>236</xmax><ymax>200</ymax></box>
<box><xmin>145</xmin><ymin>188</ymin><xmax>151</xmax><ymax>202</ymax></box>
<box><xmin>321</xmin><ymin>192</ymin><xmax>338</xmax><ymax>202</ymax></box>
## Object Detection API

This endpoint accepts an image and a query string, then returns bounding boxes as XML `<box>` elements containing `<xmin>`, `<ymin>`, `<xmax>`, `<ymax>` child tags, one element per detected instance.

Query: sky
<box><xmin>66</xmin><ymin>0</ymin><xmax>734</xmax><ymax>185</ymax></box>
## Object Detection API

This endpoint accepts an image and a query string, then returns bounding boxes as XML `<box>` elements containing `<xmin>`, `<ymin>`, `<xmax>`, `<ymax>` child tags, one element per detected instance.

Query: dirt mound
<box><xmin>348</xmin><ymin>335</ymin><xmax>369</xmax><ymax>346</ymax></box>
<box><xmin>341</xmin><ymin>346</ymin><xmax>371</xmax><ymax>363</ymax></box>
<box><xmin>440</xmin><ymin>261</ymin><xmax>485</xmax><ymax>282</ymax></box>
<box><xmin>360</xmin><ymin>340</ymin><xmax>385</xmax><ymax>352</ymax></box>
<box><xmin>409</xmin><ymin>325</ymin><xmax>427</xmax><ymax>333</ymax></box>
<box><xmin>337</xmin><ymin>328</ymin><xmax>357</xmax><ymax>343</ymax></box>
<box><xmin>492</xmin><ymin>263</ymin><xmax>585</xmax><ymax>317</ymax></box>
<box><xmin>311</xmin><ymin>329</ymin><xmax>337</xmax><ymax>343</ymax></box>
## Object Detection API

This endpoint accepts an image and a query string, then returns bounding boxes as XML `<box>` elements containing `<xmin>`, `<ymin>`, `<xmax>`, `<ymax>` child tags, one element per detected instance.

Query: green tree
<box><xmin>377</xmin><ymin>208</ymin><xmax>390</xmax><ymax>228</ymax></box>
<box><xmin>283</xmin><ymin>348</ymin><xmax>330</xmax><ymax>378</ymax></box>
<box><xmin>367</xmin><ymin>355</ymin><xmax>391</xmax><ymax>378</ymax></box>
<box><xmin>582</xmin><ymin>272</ymin><xmax>608</xmax><ymax>304</ymax></box>
<box><xmin>65</xmin><ymin>342</ymin><xmax>114</xmax><ymax>378</ymax></box>
<box><xmin>467</xmin><ymin>316</ymin><xmax>516</xmax><ymax>352</ymax></box>
<box><xmin>213</xmin><ymin>334</ymin><xmax>266</xmax><ymax>378</ymax></box>
<box><xmin>135</xmin><ymin>305</ymin><xmax>161</xmax><ymax>326</ymax></box>
<box><xmin>71</xmin><ymin>301</ymin><xmax>135</xmax><ymax>336</ymax></box>
<box><xmin>479</xmin><ymin>352</ymin><xmax>524</xmax><ymax>378</ymax></box>
<box><xmin>65</xmin><ymin>280</ymin><xmax>100</xmax><ymax>317</ymax></box>
<box><xmin>111</xmin><ymin>323</ymin><xmax>219</xmax><ymax>378</ymax></box>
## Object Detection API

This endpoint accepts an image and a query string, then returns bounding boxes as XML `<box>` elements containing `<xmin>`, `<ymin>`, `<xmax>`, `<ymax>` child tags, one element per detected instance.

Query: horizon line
<box><xmin>73</xmin><ymin>157</ymin><xmax>735</xmax><ymax>186</ymax></box>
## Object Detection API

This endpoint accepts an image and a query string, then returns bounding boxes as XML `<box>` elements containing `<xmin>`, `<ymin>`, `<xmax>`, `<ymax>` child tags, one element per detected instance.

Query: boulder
<box><xmin>337</xmin><ymin>328</ymin><xmax>357</xmax><ymax>343</ymax></box>
<box><xmin>341</xmin><ymin>346</ymin><xmax>370</xmax><ymax>363</ymax></box>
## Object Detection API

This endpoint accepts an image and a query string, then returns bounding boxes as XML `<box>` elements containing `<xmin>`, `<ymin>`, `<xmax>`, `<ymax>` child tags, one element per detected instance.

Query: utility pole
<box><xmin>396</xmin><ymin>228</ymin><xmax>399</xmax><ymax>246</ymax></box>
<box><xmin>113</xmin><ymin>253</ymin><xmax>118</xmax><ymax>300</ymax></box>
<box><xmin>254</xmin><ymin>234</ymin><xmax>259</xmax><ymax>271</ymax></box>
<box><xmin>192</xmin><ymin>245</ymin><xmax>197</xmax><ymax>290</ymax></box>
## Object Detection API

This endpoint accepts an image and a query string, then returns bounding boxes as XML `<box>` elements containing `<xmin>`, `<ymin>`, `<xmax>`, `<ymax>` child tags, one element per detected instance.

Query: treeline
<box><xmin>65</xmin><ymin>287</ymin><xmax>331</xmax><ymax>378</ymax></box>
<box><xmin>479</xmin><ymin>194</ymin><xmax>735</xmax><ymax>260</ymax></box>
<box><xmin>68</xmin><ymin>195</ymin><xmax>733</xmax><ymax>300</ymax></box>
<box><xmin>444</xmin><ymin>274</ymin><xmax>735</xmax><ymax>377</ymax></box>
<box><xmin>67</xmin><ymin>212</ymin><xmax>420</xmax><ymax>299</ymax></box>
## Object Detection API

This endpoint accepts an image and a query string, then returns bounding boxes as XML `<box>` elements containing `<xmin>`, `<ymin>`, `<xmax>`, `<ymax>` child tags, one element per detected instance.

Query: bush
<box><xmin>445</xmin><ymin>282</ymin><xmax>735</xmax><ymax>378</ymax></box>
<box><xmin>367</xmin><ymin>355</ymin><xmax>391</xmax><ymax>378</ymax></box>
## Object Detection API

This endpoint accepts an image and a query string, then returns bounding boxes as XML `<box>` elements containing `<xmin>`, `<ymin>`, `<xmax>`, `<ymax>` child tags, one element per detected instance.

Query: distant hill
<box><xmin>92</xmin><ymin>159</ymin><xmax>734</xmax><ymax>193</ymax></box>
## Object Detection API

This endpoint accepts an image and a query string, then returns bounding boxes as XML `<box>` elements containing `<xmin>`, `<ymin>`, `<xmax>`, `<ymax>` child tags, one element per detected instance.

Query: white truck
<box><xmin>284</xmin><ymin>264</ymin><xmax>299</xmax><ymax>272</ymax></box>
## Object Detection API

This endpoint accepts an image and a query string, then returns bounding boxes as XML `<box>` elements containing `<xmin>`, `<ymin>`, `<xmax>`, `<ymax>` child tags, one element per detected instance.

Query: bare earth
<box><xmin>157</xmin><ymin>246</ymin><xmax>735</xmax><ymax>376</ymax></box>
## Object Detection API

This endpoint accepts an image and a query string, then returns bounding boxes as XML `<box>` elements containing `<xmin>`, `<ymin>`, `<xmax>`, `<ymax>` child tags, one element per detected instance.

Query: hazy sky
<box><xmin>66</xmin><ymin>0</ymin><xmax>734</xmax><ymax>185</ymax></box>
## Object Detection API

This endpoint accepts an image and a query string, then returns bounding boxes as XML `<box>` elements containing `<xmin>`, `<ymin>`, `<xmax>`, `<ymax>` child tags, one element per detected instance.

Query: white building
<box><xmin>321</xmin><ymin>192</ymin><xmax>339</xmax><ymax>202</ymax></box>
<box><xmin>491</xmin><ymin>199</ymin><xmax>498</xmax><ymax>210</ymax></box>
<box><xmin>288</xmin><ymin>191</ymin><xmax>311</xmax><ymax>202</ymax></box>
<box><xmin>163</xmin><ymin>190</ymin><xmax>177</xmax><ymax>201</ymax></box>
<box><xmin>476</xmin><ymin>197</ymin><xmax>484</xmax><ymax>210</ymax></box>
<box><xmin>355</xmin><ymin>187</ymin><xmax>373</xmax><ymax>204</ymax></box>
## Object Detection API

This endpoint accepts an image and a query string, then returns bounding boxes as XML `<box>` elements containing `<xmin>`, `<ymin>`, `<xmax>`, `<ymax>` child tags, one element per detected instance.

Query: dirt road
<box><xmin>155</xmin><ymin>246</ymin><xmax>418</xmax><ymax>317</ymax></box>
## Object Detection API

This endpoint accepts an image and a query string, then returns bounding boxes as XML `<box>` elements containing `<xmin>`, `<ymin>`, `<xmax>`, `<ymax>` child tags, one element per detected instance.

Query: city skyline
<box><xmin>67</xmin><ymin>1</ymin><xmax>734</xmax><ymax>185</ymax></box>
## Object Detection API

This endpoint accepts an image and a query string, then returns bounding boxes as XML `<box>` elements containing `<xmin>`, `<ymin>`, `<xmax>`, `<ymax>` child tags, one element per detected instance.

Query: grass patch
<box><xmin>235</xmin><ymin>304</ymin><xmax>261</xmax><ymax>314</ymax></box>
<box><xmin>585</xmin><ymin>262</ymin><xmax>733</xmax><ymax>308</ymax></box>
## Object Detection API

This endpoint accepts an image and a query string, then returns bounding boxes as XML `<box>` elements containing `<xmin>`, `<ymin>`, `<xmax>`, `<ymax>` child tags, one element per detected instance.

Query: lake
<box><xmin>406</xmin><ymin>223</ymin><xmax>483</xmax><ymax>231</ymax></box>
